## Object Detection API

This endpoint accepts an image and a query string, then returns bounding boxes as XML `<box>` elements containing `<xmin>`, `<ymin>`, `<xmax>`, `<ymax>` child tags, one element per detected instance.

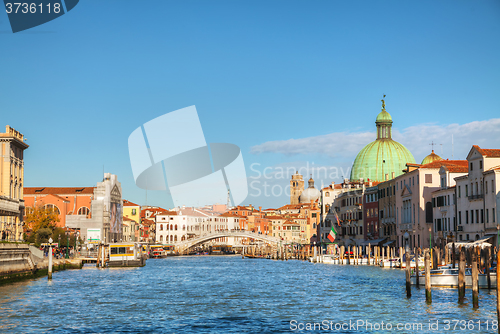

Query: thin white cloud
<box><xmin>251</xmin><ymin>118</ymin><xmax>500</xmax><ymax>162</ymax></box>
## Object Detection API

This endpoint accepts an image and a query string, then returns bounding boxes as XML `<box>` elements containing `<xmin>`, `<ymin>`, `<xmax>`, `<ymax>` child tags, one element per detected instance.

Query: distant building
<box><xmin>26</xmin><ymin>173</ymin><xmax>124</xmax><ymax>244</ymax></box>
<box><xmin>122</xmin><ymin>199</ymin><xmax>140</xmax><ymax>241</ymax></box>
<box><xmin>455</xmin><ymin>145</ymin><xmax>500</xmax><ymax>244</ymax></box>
<box><xmin>290</xmin><ymin>172</ymin><xmax>304</xmax><ymax>205</ymax></box>
<box><xmin>0</xmin><ymin>125</ymin><xmax>28</xmax><ymax>241</ymax></box>
<box><xmin>24</xmin><ymin>187</ymin><xmax>94</xmax><ymax>228</ymax></box>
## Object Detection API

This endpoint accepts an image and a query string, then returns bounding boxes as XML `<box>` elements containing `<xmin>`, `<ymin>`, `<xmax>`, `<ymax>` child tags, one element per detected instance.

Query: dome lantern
<box><xmin>350</xmin><ymin>96</ymin><xmax>415</xmax><ymax>182</ymax></box>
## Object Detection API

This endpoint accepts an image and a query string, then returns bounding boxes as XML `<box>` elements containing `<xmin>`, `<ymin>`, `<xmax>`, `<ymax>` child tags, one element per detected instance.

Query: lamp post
<box><xmin>65</xmin><ymin>230</ymin><xmax>70</xmax><ymax>259</ymax></box>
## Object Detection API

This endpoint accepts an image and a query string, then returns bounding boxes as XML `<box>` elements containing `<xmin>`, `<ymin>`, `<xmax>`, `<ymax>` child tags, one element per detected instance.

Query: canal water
<box><xmin>0</xmin><ymin>256</ymin><xmax>497</xmax><ymax>333</ymax></box>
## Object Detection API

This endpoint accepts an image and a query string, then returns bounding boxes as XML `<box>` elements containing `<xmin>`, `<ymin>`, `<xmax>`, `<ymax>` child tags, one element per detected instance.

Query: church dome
<box><xmin>376</xmin><ymin>110</ymin><xmax>392</xmax><ymax>123</ymax></box>
<box><xmin>421</xmin><ymin>150</ymin><xmax>442</xmax><ymax>165</ymax></box>
<box><xmin>299</xmin><ymin>178</ymin><xmax>320</xmax><ymax>203</ymax></box>
<box><xmin>350</xmin><ymin>98</ymin><xmax>416</xmax><ymax>182</ymax></box>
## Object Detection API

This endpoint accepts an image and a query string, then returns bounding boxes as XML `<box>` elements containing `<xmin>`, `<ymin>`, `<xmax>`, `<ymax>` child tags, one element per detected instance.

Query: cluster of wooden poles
<box><xmin>241</xmin><ymin>244</ymin><xmax>317</xmax><ymax>261</ymax></box>
<box><xmin>406</xmin><ymin>245</ymin><xmax>498</xmax><ymax>310</ymax></box>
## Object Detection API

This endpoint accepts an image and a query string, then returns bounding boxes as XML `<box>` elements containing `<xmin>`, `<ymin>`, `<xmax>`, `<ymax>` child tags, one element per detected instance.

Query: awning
<box><xmin>446</xmin><ymin>236</ymin><xmax>493</xmax><ymax>250</ymax></box>
<box><xmin>360</xmin><ymin>238</ymin><xmax>387</xmax><ymax>246</ymax></box>
<box><xmin>383</xmin><ymin>240</ymin><xmax>396</xmax><ymax>247</ymax></box>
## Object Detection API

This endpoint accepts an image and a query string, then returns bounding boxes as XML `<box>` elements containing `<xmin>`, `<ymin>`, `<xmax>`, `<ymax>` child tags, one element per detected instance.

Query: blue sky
<box><xmin>1</xmin><ymin>0</ymin><xmax>499</xmax><ymax>209</ymax></box>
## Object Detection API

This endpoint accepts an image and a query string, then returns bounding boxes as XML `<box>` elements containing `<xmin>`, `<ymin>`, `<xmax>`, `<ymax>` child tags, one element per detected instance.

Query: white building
<box><xmin>455</xmin><ymin>146</ymin><xmax>500</xmax><ymax>243</ymax></box>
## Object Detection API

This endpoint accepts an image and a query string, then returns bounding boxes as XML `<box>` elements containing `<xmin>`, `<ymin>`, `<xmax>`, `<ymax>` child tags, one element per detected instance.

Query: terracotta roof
<box><xmin>123</xmin><ymin>216</ymin><xmax>135</xmax><ymax>221</ymax></box>
<box><xmin>218</xmin><ymin>212</ymin><xmax>241</xmax><ymax>218</ymax></box>
<box><xmin>283</xmin><ymin>220</ymin><xmax>299</xmax><ymax>225</ymax></box>
<box><xmin>474</xmin><ymin>145</ymin><xmax>500</xmax><ymax>157</ymax></box>
<box><xmin>444</xmin><ymin>165</ymin><xmax>469</xmax><ymax>173</ymax></box>
<box><xmin>24</xmin><ymin>187</ymin><xmax>95</xmax><ymax>195</ymax></box>
<box><xmin>420</xmin><ymin>160</ymin><xmax>468</xmax><ymax>169</ymax></box>
<box><xmin>123</xmin><ymin>199</ymin><xmax>140</xmax><ymax>207</ymax></box>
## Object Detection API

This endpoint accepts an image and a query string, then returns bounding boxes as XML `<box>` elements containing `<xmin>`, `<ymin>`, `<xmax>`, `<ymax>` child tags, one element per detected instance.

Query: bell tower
<box><xmin>290</xmin><ymin>171</ymin><xmax>304</xmax><ymax>205</ymax></box>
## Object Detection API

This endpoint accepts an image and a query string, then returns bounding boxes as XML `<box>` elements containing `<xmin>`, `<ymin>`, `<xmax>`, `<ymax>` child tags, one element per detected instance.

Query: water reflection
<box><xmin>0</xmin><ymin>257</ymin><xmax>497</xmax><ymax>333</ymax></box>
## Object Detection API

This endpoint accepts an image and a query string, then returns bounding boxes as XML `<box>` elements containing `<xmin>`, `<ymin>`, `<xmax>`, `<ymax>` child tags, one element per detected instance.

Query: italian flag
<box><xmin>327</xmin><ymin>226</ymin><xmax>337</xmax><ymax>242</ymax></box>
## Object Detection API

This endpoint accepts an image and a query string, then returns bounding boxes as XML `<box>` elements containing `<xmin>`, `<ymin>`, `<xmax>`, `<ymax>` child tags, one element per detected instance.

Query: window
<box><xmin>425</xmin><ymin>174</ymin><xmax>432</xmax><ymax>183</ymax></box>
<box><xmin>470</xmin><ymin>162</ymin><xmax>473</xmax><ymax>171</ymax></box>
<box><xmin>132</xmin><ymin>209</ymin><xmax>136</xmax><ymax>215</ymax></box>
<box><xmin>43</xmin><ymin>204</ymin><xmax>60</xmax><ymax>215</ymax></box>
<box><xmin>494</xmin><ymin>208</ymin><xmax>496</xmax><ymax>223</ymax></box>
<box><xmin>466</xmin><ymin>234</ymin><xmax>470</xmax><ymax>241</ymax></box>
<box><xmin>487</xmin><ymin>209</ymin><xmax>489</xmax><ymax>223</ymax></box>
<box><xmin>465</xmin><ymin>185</ymin><xmax>468</xmax><ymax>197</ymax></box>
<box><xmin>486</xmin><ymin>182</ymin><xmax>488</xmax><ymax>194</ymax></box>
<box><xmin>458</xmin><ymin>186</ymin><xmax>461</xmax><ymax>198</ymax></box>
<box><xmin>471</xmin><ymin>211</ymin><xmax>474</xmax><ymax>224</ymax></box>
<box><xmin>160</xmin><ymin>235</ymin><xmax>163</xmax><ymax>242</ymax></box>
<box><xmin>458</xmin><ymin>211</ymin><xmax>462</xmax><ymax>224</ymax></box>
<box><xmin>77</xmin><ymin>206</ymin><xmax>90</xmax><ymax>216</ymax></box>
<box><xmin>465</xmin><ymin>210</ymin><xmax>468</xmax><ymax>224</ymax></box>
<box><xmin>479</xmin><ymin>160</ymin><xmax>483</xmax><ymax>169</ymax></box>
<box><xmin>160</xmin><ymin>224</ymin><xmax>163</xmax><ymax>231</ymax></box>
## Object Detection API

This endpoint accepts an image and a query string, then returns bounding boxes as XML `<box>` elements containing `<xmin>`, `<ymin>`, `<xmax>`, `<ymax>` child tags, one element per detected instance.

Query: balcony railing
<box><xmin>468</xmin><ymin>194</ymin><xmax>484</xmax><ymax>200</ymax></box>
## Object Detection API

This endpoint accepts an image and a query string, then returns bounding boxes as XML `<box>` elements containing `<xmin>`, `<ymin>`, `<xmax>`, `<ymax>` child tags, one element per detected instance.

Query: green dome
<box><xmin>376</xmin><ymin>110</ymin><xmax>393</xmax><ymax>123</ymax></box>
<box><xmin>350</xmin><ymin>99</ymin><xmax>415</xmax><ymax>182</ymax></box>
<box><xmin>350</xmin><ymin>139</ymin><xmax>415</xmax><ymax>182</ymax></box>
<box><xmin>421</xmin><ymin>150</ymin><xmax>442</xmax><ymax>165</ymax></box>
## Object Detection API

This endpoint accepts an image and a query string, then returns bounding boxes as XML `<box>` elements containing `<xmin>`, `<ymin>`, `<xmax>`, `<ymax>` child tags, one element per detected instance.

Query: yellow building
<box><xmin>0</xmin><ymin>126</ymin><xmax>28</xmax><ymax>241</ymax></box>
<box><xmin>123</xmin><ymin>199</ymin><xmax>140</xmax><ymax>241</ymax></box>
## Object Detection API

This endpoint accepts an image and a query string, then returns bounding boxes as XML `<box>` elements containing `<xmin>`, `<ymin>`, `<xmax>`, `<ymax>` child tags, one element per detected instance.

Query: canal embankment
<box><xmin>0</xmin><ymin>243</ymin><xmax>82</xmax><ymax>285</ymax></box>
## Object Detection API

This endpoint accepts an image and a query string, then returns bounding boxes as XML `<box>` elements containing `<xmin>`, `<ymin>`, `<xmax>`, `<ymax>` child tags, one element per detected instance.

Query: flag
<box><xmin>334</xmin><ymin>211</ymin><xmax>341</xmax><ymax>226</ymax></box>
<box><xmin>327</xmin><ymin>226</ymin><xmax>337</xmax><ymax>243</ymax></box>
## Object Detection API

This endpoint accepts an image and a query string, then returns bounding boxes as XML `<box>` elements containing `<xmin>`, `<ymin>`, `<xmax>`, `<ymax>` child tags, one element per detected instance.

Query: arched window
<box><xmin>77</xmin><ymin>207</ymin><xmax>90</xmax><ymax>216</ymax></box>
<box><xmin>160</xmin><ymin>224</ymin><xmax>163</xmax><ymax>231</ymax></box>
<box><xmin>175</xmin><ymin>224</ymin><xmax>178</xmax><ymax>231</ymax></box>
<box><xmin>174</xmin><ymin>235</ymin><xmax>177</xmax><ymax>242</ymax></box>
<box><xmin>160</xmin><ymin>235</ymin><xmax>163</xmax><ymax>242</ymax></box>
<box><xmin>181</xmin><ymin>235</ymin><xmax>185</xmax><ymax>241</ymax></box>
<box><xmin>325</xmin><ymin>192</ymin><xmax>330</xmax><ymax>197</ymax></box>
<box><xmin>43</xmin><ymin>204</ymin><xmax>60</xmax><ymax>215</ymax></box>
<box><xmin>170</xmin><ymin>235</ymin><xmax>173</xmax><ymax>242</ymax></box>
<box><xmin>170</xmin><ymin>224</ymin><xmax>173</xmax><ymax>231</ymax></box>
<box><xmin>183</xmin><ymin>225</ymin><xmax>186</xmax><ymax>231</ymax></box>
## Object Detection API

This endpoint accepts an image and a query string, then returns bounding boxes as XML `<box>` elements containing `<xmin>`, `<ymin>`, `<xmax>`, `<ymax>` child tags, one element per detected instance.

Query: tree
<box><xmin>25</xmin><ymin>206</ymin><xmax>60</xmax><ymax>232</ymax></box>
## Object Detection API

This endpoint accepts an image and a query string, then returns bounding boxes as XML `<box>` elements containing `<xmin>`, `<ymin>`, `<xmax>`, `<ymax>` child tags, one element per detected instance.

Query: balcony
<box><xmin>399</xmin><ymin>223</ymin><xmax>412</xmax><ymax>232</ymax></box>
<box><xmin>457</xmin><ymin>226</ymin><xmax>463</xmax><ymax>232</ymax></box>
<box><xmin>468</xmin><ymin>194</ymin><xmax>484</xmax><ymax>201</ymax></box>
<box><xmin>0</xmin><ymin>196</ymin><xmax>20</xmax><ymax>216</ymax></box>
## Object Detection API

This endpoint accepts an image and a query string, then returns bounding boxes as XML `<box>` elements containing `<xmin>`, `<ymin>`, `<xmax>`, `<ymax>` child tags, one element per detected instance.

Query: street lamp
<box><xmin>65</xmin><ymin>230</ymin><xmax>70</xmax><ymax>259</ymax></box>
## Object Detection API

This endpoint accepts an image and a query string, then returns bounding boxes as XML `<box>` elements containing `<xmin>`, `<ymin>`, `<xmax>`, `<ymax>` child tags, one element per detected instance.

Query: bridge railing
<box><xmin>175</xmin><ymin>230</ymin><xmax>280</xmax><ymax>250</ymax></box>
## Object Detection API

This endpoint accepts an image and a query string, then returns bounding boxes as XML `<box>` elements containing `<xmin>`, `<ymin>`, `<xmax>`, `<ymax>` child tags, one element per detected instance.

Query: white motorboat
<box><xmin>379</xmin><ymin>258</ymin><xmax>401</xmax><ymax>268</ymax></box>
<box><xmin>411</xmin><ymin>266</ymin><xmax>497</xmax><ymax>288</ymax></box>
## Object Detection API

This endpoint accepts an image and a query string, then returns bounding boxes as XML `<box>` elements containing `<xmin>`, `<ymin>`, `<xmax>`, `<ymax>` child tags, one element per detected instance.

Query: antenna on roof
<box><xmin>452</xmin><ymin>134</ymin><xmax>454</xmax><ymax>159</ymax></box>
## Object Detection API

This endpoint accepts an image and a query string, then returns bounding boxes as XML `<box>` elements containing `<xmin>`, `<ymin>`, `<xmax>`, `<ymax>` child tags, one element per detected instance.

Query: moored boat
<box><xmin>411</xmin><ymin>266</ymin><xmax>497</xmax><ymax>288</ymax></box>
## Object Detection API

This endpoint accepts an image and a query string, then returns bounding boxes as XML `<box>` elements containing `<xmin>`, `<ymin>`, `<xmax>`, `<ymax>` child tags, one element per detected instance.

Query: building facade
<box><xmin>0</xmin><ymin>125</ymin><xmax>28</xmax><ymax>241</ymax></box>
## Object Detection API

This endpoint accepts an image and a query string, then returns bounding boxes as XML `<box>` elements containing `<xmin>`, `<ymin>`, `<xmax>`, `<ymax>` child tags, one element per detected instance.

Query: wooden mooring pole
<box><xmin>458</xmin><ymin>247</ymin><xmax>466</xmax><ymax>303</ymax></box>
<box><xmin>496</xmin><ymin>248</ymin><xmax>500</xmax><ymax>328</ymax></box>
<box><xmin>471</xmin><ymin>247</ymin><xmax>479</xmax><ymax>309</ymax></box>
<box><xmin>415</xmin><ymin>248</ymin><xmax>420</xmax><ymax>288</ymax></box>
<box><xmin>406</xmin><ymin>249</ymin><xmax>411</xmax><ymax>298</ymax></box>
<box><xmin>425</xmin><ymin>249</ymin><xmax>431</xmax><ymax>303</ymax></box>
<box><xmin>486</xmin><ymin>247</ymin><xmax>491</xmax><ymax>289</ymax></box>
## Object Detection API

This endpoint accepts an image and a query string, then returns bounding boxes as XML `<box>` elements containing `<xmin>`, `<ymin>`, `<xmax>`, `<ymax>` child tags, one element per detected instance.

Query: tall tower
<box><xmin>290</xmin><ymin>171</ymin><xmax>304</xmax><ymax>205</ymax></box>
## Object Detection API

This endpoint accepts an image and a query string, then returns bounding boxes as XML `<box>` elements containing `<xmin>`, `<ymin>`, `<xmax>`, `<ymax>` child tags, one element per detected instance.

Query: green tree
<box><xmin>35</xmin><ymin>228</ymin><xmax>52</xmax><ymax>245</ymax></box>
<box><xmin>25</xmin><ymin>206</ymin><xmax>60</xmax><ymax>232</ymax></box>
